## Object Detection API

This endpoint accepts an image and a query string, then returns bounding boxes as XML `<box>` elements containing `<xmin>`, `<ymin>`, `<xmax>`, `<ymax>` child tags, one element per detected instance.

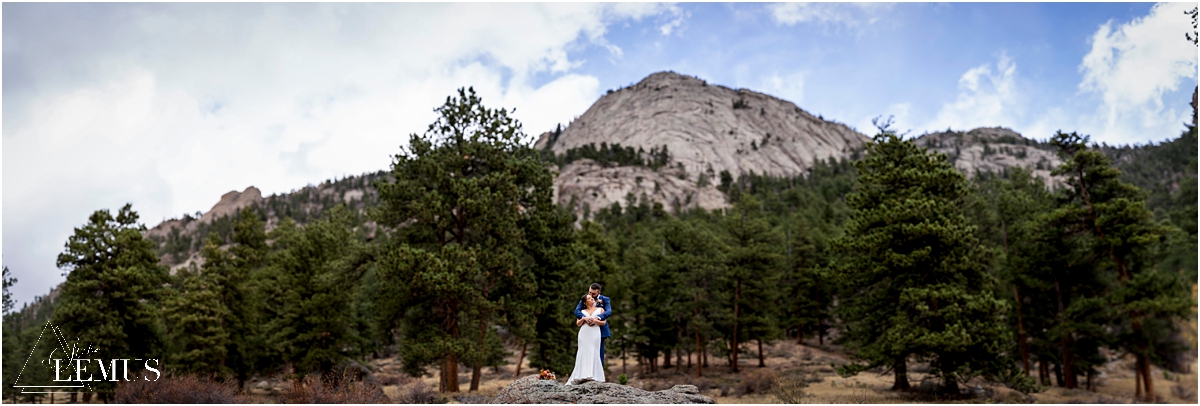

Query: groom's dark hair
<box><xmin>590</xmin><ymin>283</ymin><xmax>602</xmax><ymax>291</ymax></box>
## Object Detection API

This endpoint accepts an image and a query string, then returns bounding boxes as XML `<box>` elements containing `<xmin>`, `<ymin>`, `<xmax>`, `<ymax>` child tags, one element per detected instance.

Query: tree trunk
<box><xmin>1135</xmin><ymin>356</ymin><xmax>1143</xmax><ymax>399</ymax></box>
<box><xmin>798</xmin><ymin>323</ymin><xmax>804</xmax><ymax>344</ymax></box>
<box><xmin>694</xmin><ymin>291</ymin><xmax>703</xmax><ymax>377</ymax></box>
<box><xmin>439</xmin><ymin>301</ymin><xmax>461</xmax><ymax>393</ymax></box>
<box><xmin>514</xmin><ymin>341</ymin><xmax>527</xmax><ymax>377</ymax></box>
<box><xmin>1061</xmin><ymin>335</ymin><xmax>1076</xmax><ymax>389</ymax></box>
<box><xmin>1140</xmin><ymin>353</ymin><xmax>1155</xmax><ymax>402</ymax></box>
<box><xmin>757</xmin><ymin>339</ymin><xmax>765</xmax><ymax>367</ymax></box>
<box><xmin>675</xmin><ymin>322</ymin><xmax>684</xmax><ymax>369</ymax></box>
<box><xmin>470</xmin><ymin>365</ymin><xmax>481</xmax><ymax>391</ymax></box>
<box><xmin>1013</xmin><ymin>286</ymin><xmax>1030</xmax><ymax>376</ymax></box>
<box><xmin>441</xmin><ymin>354</ymin><xmax>460</xmax><ymax>392</ymax></box>
<box><xmin>1054</xmin><ymin>279</ymin><xmax>1076</xmax><ymax>388</ymax></box>
<box><xmin>688</xmin><ymin>349</ymin><xmax>693</xmax><ymax>369</ymax></box>
<box><xmin>891</xmin><ymin>356</ymin><xmax>911</xmax><ymax>391</ymax></box>
<box><xmin>732</xmin><ymin>280</ymin><xmax>740</xmax><ymax>373</ymax></box>
<box><xmin>1053</xmin><ymin>362</ymin><xmax>1063</xmax><ymax>387</ymax></box>
<box><xmin>622</xmin><ymin>347</ymin><xmax>627</xmax><ymax>375</ymax></box>
<box><xmin>818</xmin><ymin>318</ymin><xmax>824</xmax><ymax>346</ymax></box>
<box><xmin>664</xmin><ymin>350</ymin><xmax>672</xmax><ymax>368</ymax></box>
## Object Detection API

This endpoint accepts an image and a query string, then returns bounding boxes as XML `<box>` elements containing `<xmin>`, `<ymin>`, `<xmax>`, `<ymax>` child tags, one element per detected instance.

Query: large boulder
<box><xmin>491</xmin><ymin>375</ymin><xmax>714</xmax><ymax>404</ymax></box>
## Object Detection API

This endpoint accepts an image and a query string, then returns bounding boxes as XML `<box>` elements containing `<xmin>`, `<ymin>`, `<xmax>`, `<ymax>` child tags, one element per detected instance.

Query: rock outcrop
<box><xmin>491</xmin><ymin>375</ymin><xmax>714</xmax><ymax>404</ymax></box>
<box><xmin>553</xmin><ymin>159</ymin><xmax>726</xmax><ymax>215</ymax></box>
<box><xmin>144</xmin><ymin>186</ymin><xmax>264</xmax><ymax>273</ymax></box>
<box><xmin>912</xmin><ymin>127</ymin><xmax>1064</xmax><ymax>187</ymax></box>
<box><xmin>537</xmin><ymin>71</ymin><xmax>870</xmax><ymax>217</ymax></box>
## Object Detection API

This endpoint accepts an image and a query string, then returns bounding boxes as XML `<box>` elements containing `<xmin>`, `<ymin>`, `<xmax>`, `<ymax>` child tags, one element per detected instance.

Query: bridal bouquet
<box><xmin>538</xmin><ymin>369</ymin><xmax>556</xmax><ymax>380</ymax></box>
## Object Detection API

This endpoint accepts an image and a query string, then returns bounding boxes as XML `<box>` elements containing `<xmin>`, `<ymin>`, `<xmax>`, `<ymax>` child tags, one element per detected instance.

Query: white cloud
<box><xmin>760</xmin><ymin>71</ymin><xmax>807</xmax><ymax>105</ymax></box>
<box><xmin>658</xmin><ymin>5</ymin><xmax>689</xmax><ymax>36</ymax></box>
<box><xmin>923</xmin><ymin>53</ymin><xmax>1022</xmax><ymax>133</ymax></box>
<box><xmin>1</xmin><ymin>3</ymin><xmax>672</xmax><ymax>305</ymax></box>
<box><xmin>1077</xmin><ymin>2</ymin><xmax>1196</xmax><ymax>144</ymax></box>
<box><xmin>767</xmin><ymin>2</ymin><xmax>893</xmax><ymax>30</ymax></box>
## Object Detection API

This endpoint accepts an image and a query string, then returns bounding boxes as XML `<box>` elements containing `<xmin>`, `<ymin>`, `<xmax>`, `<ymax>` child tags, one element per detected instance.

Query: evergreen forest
<box><xmin>3</xmin><ymin>88</ymin><xmax>1196</xmax><ymax>403</ymax></box>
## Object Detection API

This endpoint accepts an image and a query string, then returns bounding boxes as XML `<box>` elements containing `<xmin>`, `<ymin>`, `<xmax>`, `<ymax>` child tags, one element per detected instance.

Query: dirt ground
<box><xmin>11</xmin><ymin>338</ymin><xmax>1193</xmax><ymax>404</ymax></box>
<box><xmin>374</xmin><ymin>338</ymin><xmax>1199</xmax><ymax>404</ymax></box>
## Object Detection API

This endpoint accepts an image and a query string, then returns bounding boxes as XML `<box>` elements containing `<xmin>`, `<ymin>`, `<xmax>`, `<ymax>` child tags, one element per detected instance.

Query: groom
<box><xmin>574</xmin><ymin>283</ymin><xmax>612</xmax><ymax>364</ymax></box>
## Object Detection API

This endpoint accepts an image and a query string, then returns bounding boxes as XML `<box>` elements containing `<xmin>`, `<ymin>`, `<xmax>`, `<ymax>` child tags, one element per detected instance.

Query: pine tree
<box><xmin>227</xmin><ymin>207</ymin><xmax>267</xmax><ymax>388</ymax></box>
<box><xmin>661</xmin><ymin>217</ymin><xmax>727</xmax><ymax>378</ymax></box>
<box><xmin>164</xmin><ymin>234</ymin><xmax>232</xmax><ymax>378</ymax></box>
<box><xmin>625</xmin><ymin>220</ymin><xmax>678</xmax><ymax>374</ymax></box>
<box><xmin>720</xmin><ymin>196</ymin><xmax>783</xmax><ymax>371</ymax></box>
<box><xmin>1047</xmin><ymin>131</ymin><xmax>1193</xmax><ymax>400</ymax></box>
<box><xmin>258</xmin><ymin>205</ymin><xmax>370</xmax><ymax>375</ymax></box>
<box><xmin>832</xmin><ymin>130</ymin><xmax>1010</xmax><ymax>392</ymax></box>
<box><xmin>51</xmin><ymin>204</ymin><xmax>168</xmax><ymax>398</ymax></box>
<box><xmin>967</xmin><ymin>168</ymin><xmax>1057</xmax><ymax>380</ymax></box>
<box><xmin>2</xmin><ymin>267</ymin><xmax>14</xmax><ymax>315</ymax></box>
<box><xmin>513</xmin><ymin>207</ymin><xmax>591</xmax><ymax>378</ymax></box>
<box><xmin>373</xmin><ymin>87</ymin><xmax>550</xmax><ymax>392</ymax></box>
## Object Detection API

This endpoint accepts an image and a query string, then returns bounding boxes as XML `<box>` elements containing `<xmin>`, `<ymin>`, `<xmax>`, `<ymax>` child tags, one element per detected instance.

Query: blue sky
<box><xmin>3</xmin><ymin>3</ymin><xmax>1197</xmax><ymax>307</ymax></box>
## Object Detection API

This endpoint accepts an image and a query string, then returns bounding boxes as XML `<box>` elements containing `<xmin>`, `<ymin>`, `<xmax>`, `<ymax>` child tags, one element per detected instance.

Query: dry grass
<box><xmin>392</xmin><ymin>380</ymin><xmax>442</xmax><ymax>404</ymax></box>
<box><xmin>771</xmin><ymin>371</ymin><xmax>813</xmax><ymax>403</ymax></box>
<box><xmin>114</xmin><ymin>374</ymin><xmax>245</xmax><ymax>404</ymax></box>
<box><xmin>277</xmin><ymin>374</ymin><xmax>389</xmax><ymax>404</ymax></box>
<box><xmin>359</xmin><ymin>338</ymin><xmax>1198</xmax><ymax>404</ymax></box>
<box><xmin>736</xmin><ymin>368</ymin><xmax>777</xmax><ymax>396</ymax></box>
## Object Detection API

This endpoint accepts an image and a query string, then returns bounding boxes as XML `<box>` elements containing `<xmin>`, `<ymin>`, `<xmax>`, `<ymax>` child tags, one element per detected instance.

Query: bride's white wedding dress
<box><xmin>566</xmin><ymin>308</ymin><xmax>605</xmax><ymax>385</ymax></box>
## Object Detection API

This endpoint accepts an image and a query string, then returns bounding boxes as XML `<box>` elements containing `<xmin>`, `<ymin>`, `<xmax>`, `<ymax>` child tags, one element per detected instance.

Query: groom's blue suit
<box><xmin>574</xmin><ymin>294</ymin><xmax>612</xmax><ymax>363</ymax></box>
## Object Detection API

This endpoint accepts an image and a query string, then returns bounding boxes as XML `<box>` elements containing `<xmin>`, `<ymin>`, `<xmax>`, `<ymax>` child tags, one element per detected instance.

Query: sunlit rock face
<box><xmin>537</xmin><ymin>71</ymin><xmax>871</xmax><ymax>217</ymax></box>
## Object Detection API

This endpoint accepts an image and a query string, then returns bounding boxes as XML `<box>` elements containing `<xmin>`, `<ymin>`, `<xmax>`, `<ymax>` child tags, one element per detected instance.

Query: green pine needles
<box><xmin>832</xmin><ymin>130</ymin><xmax>1012</xmax><ymax>394</ymax></box>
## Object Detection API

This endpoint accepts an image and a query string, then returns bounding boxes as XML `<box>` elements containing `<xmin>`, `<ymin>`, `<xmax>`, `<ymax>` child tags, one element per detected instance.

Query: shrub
<box><xmin>114</xmin><ymin>374</ymin><xmax>243</xmax><ymax>404</ymax></box>
<box><xmin>1172</xmin><ymin>383</ymin><xmax>1197</xmax><ymax>401</ymax></box>
<box><xmin>278</xmin><ymin>374</ymin><xmax>389</xmax><ymax>404</ymax></box>
<box><xmin>618</xmin><ymin>374</ymin><xmax>629</xmax><ymax>385</ymax></box>
<box><xmin>395</xmin><ymin>380</ymin><xmax>440</xmax><ymax>404</ymax></box>
<box><xmin>768</xmin><ymin>369</ymin><xmax>816</xmax><ymax>403</ymax></box>
<box><xmin>736</xmin><ymin>368</ymin><xmax>776</xmax><ymax>396</ymax></box>
<box><xmin>375</xmin><ymin>372</ymin><xmax>412</xmax><ymax>386</ymax></box>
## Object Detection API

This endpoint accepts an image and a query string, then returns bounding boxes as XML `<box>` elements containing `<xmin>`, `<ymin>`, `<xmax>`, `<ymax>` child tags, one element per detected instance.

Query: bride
<box><xmin>567</xmin><ymin>293</ymin><xmax>606</xmax><ymax>385</ymax></box>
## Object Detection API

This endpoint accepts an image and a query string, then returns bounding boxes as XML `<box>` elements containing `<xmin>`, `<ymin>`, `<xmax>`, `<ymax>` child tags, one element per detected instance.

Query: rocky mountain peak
<box><xmin>201</xmin><ymin>186</ymin><xmax>264</xmax><ymax>224</ymax></box>
<box><xmin>538</xmin><ymin>71</ymin><xmax>869</xmax><ymax>180</ymax></box>
<box><xmin>537</xmin><ymin>71</ymin><xmax>871</xmax><ymax>217</ymax></box>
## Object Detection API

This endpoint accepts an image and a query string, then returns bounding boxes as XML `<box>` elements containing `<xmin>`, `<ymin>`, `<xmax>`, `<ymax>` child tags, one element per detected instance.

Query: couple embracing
<box><xmin>567</xmin><ymin>283</ymin><xmax>611</xmax><ymax>385</ymax></box>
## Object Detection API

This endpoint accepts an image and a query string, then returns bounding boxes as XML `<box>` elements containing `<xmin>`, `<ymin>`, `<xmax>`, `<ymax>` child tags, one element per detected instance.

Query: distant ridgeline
<box><xmin>140</xmin><ymin>125</ymin><xmax>1195</xmax><ymax>275</ymax></box>
<box><xmin>1096</xmin><ymin>128</ymin><xmax>1198</xmax><ymax>225</ymax></box>
<box><xmin>147</xmin><ymin>170</ymin><xmax>391</xmax><ymax>270</ymax></box>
